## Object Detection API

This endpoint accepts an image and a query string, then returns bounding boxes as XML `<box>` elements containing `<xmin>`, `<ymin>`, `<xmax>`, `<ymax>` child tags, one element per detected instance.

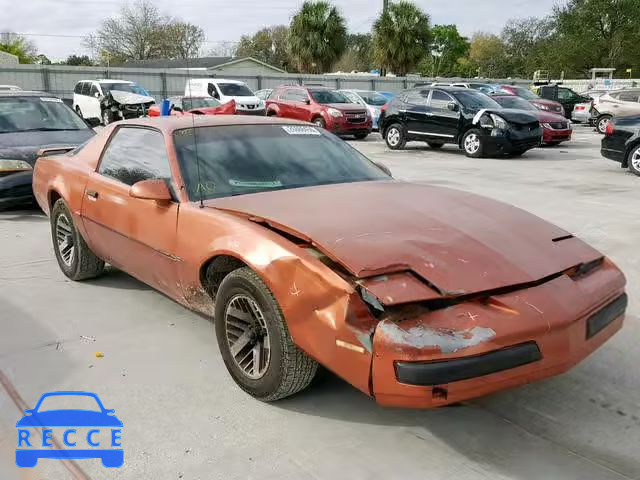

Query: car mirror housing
<box><xmin>130</xmin><ymin>179</ymin><xmax>172</xmax><ymax>202</ymax></box>
<box><xmin>304</xmin><ymin>98</ymin><xmax>311</xmax><ymax>105</ymax></box>
<box><xmin>447</xmin><ymin>102</ymin><xmax>459</xmax><ymax>112</ymax></box>
<box><xmin>94</xmin><ymin>92</ymin><xmax>100</xmax><ymax>98</ymax></box>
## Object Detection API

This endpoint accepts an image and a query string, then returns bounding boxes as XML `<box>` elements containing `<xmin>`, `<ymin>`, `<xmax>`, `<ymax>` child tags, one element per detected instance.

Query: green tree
<box><xmin>501</xmin><ymin>17</ymin><xmax>557</xmax><ymax>77</ymax></box>
<box><xmin>468</xmin><ymin>32</ymin><xmax>509</xmax><ymax>78</ymax></box>
<box><xmin>288</xmin><ymin>1</ymin><xmax>347</xmax><ymax>73</ymax></box>
<box><xmin>0</xmin><ymin>33</ymin><xmax>37</xmax><ymax>64</ymax></box>
<box><xmin>372</xmin><ymin>0</ymin><xmax>431</xmax><ymax>76</ymax></box>
<box><xmin>334</xmin><ymin>33</ymin><xmax>374</xmax><ymax>72</ymax></box>
<box><xmin>419</xmin><ymin>24</ymin><xmax>469</xmax><ymax>77</ymax></box>
<box><xmin>552</xmin><ymin>0</ymin><xmax>640</xmax><ymax>76</ymax></box>
<box><xmin>63</xmin><ymin>55</ymin><xmax>94</xmax><ymax>66</ymax></box>
<box><xmin>236</xmin><ymin>26</ymin><xmax>291</xmax><ymax>71</ymax></box>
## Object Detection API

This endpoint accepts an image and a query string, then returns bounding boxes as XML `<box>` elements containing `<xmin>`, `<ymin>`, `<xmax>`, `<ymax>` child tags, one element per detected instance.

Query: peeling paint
<box><xmin>378</xmin><ymin>321</ymin><xmax>496</xmax><ymax>353</ymax></box>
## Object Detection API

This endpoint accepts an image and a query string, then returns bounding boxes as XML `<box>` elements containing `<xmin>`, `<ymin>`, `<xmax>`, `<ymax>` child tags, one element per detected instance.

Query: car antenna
<box><xmin>185</xmin><ymin>56</ymin><xmax>205</xmax><ymax>209</ymax></box>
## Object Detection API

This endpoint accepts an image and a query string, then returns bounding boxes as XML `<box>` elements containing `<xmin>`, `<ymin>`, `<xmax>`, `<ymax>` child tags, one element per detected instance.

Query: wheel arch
<box><xmin>199</xmin><ymin>254</ymin><xmax>250</xmax><ymax>300</ymax></box>
<box><xmin>624</xmin><ymin>138</ymin><xmax>640</xmax><ymax>167</ymax></box>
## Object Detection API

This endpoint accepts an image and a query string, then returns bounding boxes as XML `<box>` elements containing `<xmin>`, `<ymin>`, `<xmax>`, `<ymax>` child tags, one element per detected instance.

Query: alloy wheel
<box><xmin>464</xmin><ymin>133</ymin><xmax>480</xmax><ymax>154</ymax></box>
<box><xmin>631</xmin><ymin>148</ymin><xmax>640</xmax><ymax>171</ymax></box>
<box><xmin>598</xmin><ymin>117</ymin><xmax>609</xmax><ymax>133</ymax></box>
<box><xmin>224</xmin><ymin>294</ymin><xmax>271</xmax><ymax>379</ymax></box>
<box><xmin>387</xmin><ymin>127</ymin><xmax>400</xmax><ymax>147</ymax></box>
<box><xmin>55</xmin><ymin>214</ymin><xmax>75</xmax><ymax>267</ymax></box>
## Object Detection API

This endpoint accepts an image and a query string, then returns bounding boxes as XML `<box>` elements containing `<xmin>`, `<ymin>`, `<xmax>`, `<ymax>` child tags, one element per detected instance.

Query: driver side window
<box><xmin>99</xmin><ymin>128</ymin><xmax>172</xmax><ymax>188</ymax></box>
<box><xmin>207</xmin><ymin>83</ymin><xmax>220</xmax><ymax>99</ymax></box>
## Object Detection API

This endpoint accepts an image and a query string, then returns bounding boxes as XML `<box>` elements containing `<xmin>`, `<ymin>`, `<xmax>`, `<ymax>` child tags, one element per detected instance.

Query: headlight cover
<box><xmin>536</xmin><ymin>103</ymin><xmax>551</xmax><ymax>111</ymax></box>
<box><xmin>0</xmin><ymin>159</ymin><xmax>32</xmax><ymax>171</ymax></box>
<box><xmin>489</xmin><ymin>113</ymin><xmax>508</xmax><ymax>130</ymax></box>
<box><xmin>327</xmin><ymin>107</ymin><xmax>343</xmax><ymax>118</ymax></box>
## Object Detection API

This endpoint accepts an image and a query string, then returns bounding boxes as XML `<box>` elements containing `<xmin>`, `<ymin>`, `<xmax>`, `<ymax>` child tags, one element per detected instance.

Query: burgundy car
<box><xmin>492</xmin><ymin>94</ymin><xmax>572</xmax><ymax>145</ymax></box>
<box><xmin>498</xmin><ymin>85</ymin><xmax>564</xmax><ymax>117</ymax></box>
<box><xmin>266</xmin><ymin>86</ymin><xmax>372</xmax><ymax>139</ymax></box>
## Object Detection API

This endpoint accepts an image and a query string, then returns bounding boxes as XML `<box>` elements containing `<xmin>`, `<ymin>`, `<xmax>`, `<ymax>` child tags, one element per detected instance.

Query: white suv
<box><xmin>73</xmin><ymin>79</ymin><xmax>154</xmax><ymax>125</ymax></box>
<box><xmin>184</xmin><ymin>79</ymin><xmax>265</xmax><ymax>115</ymax></box>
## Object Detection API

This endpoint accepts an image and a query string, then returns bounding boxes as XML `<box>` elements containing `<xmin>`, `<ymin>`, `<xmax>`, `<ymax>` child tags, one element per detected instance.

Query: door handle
<box><xmin>86</xmin><ymin>190</ymin><xmax>99</xmax><ymax>199</ymax></box>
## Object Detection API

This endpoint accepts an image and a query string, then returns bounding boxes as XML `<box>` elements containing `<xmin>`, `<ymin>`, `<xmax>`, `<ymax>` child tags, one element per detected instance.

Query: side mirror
<box><xmin>130</xmin><ymin>179</ymin><xmax>172</xmax><ymax>202</ymax></box>
<box><xmin>173</xmin><ymin>106</ymin><xmax>183</xmax><ymax>112</ymax></box>
<box><xmin>94</xmin><ymin>92</ymin><xmax>100</xmax><ymax>98</ymax></box>
<box><xmin>304</xmin><ymin>98</ymin><xmax>311</xmax><ymax>105</ymax></box>
<box><xmin>447</xmin><ymin>102</ymin><xmax>459</xmax><ymax>112</ymax></box>
<box><xmin>373</xmin><ymin>161</ymin><xmax>392</xmax><ymax>177</ymax></box>
<box><xmin>24</xmin><ymin>409</ymin><xmax>34</xmax><ymax>415</ymax></box>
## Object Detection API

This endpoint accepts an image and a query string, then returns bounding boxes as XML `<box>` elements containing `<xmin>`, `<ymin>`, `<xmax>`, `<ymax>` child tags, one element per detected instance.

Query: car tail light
<box><xmin>575</xmin><ymin>105</ymin><xmax>585</xmax><ymax>111</ymax></box>
<box><xmin>605</xmin><ymin>121</ymin><xmax>615</xmax><ymax>136</ymax></box>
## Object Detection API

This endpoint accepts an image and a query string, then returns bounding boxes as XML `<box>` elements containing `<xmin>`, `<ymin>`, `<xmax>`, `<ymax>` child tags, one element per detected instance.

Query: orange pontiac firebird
<box><xmin>32</xmin><ymin>116</ymin><xmax>627</xmax><ymax>408</ymax></box>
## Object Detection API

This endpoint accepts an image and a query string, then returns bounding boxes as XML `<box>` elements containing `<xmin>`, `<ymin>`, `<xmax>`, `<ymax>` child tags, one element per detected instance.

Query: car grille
<box><xmin>512</xmin><ymin>138</ymin><xmax>541</xmax><ymax>149</ymax></box>
<box><xmin>548</xmin><ymin>122</ymin><xmax>569</xmax><ymax>130</ymax></box>
<box><xmin>513</xmin><ymin>121</ymin><xmax>540</xmax><ymax>132</ymax></box>
<box><xmin>345</xmin><ymin>111</ymin><xmax>368</xmax><ymax>124</ymax></box>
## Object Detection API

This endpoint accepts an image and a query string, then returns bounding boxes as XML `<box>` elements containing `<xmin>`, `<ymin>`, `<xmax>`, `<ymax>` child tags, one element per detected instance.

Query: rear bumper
<box><xmin>572</xmin><ymin>110</ymin><xmax>591</xmax><ymax>123</ymax></box>
<box><xmin>601</xmin><ymin>136</ymin><xmax>627</xmax><ymax>164</ymax></box>
<box><xmin>0</xmin><ymin>170</ymin><xmax>34</xmax><ymax>208</ymax></box>
<box><xmin>371</xmin><ymin>260</ymin><xmax>626</xmax><ymax>408</ymax></box>
<box><xmin>328</xmin><ymin>117</ymin><xmax>372</xmax><ymax>135</ymax></box>
<box><xmin>601</xmin><ymin>147</ymin><xmax>626</xmax><ymax>163</ymax></box>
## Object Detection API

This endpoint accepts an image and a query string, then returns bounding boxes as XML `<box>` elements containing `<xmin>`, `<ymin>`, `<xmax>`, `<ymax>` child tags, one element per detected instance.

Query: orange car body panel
<box><xmin>32</xmin><ymin>116</ymin><xmax>627</xmax><ymax>407</ymax></box>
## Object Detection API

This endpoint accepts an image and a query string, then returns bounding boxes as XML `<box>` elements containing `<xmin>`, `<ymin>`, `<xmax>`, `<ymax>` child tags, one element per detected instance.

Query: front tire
<box><xmin>51</xmin><ymin>199</ymin><xmax>105</xmax><ymax>281</ymax></box>
<box><xmin>628</xmin><ymin>144</ymin><xmax>640</xmax><ymax>176</ymax></box>
<box><xmin>596</xmin><ymin>115</ymin><xmax>612</xmax><ymax>134</ymax></box>
<box><xmin>462</xmin><ymin>129</ymin><xmax>484</xmax><ymax>158</ymax></box>
<box><xmin>385</xmin><ymin>123</ymin><xmax>406</xmax><ymax>150</ymax></box>
<box><xmin>214</xmin><ymin>267</ymin><xmax>318</xmax><ymax>401</ymax></box>
<box><xmin>312</xmin><ymin>117</ymin><xmax>326</xmax><ymax>129</ymax></box>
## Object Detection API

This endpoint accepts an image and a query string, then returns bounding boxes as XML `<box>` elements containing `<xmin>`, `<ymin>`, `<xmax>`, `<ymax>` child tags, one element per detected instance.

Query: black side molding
<box><xmin>395</xmin><ymin>342</ymin><xmax>542</xmax><ymax>386</ymax></box>
<box><xmin>586</xmin><ymin>293</ymin><xmax>627</xmax><ymax>340</ymax></box>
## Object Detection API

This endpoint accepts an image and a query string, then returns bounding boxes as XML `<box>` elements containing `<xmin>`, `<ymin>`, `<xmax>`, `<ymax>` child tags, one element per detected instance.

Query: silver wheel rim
<box><xmin>224</xmin><ymin>294</ymin><xmax>271</xmax><ymax>379</ymax></box>
<box><xmin>464</xmin><ymin>133</ymin><xmax>480</xmax><ymax>154</ymax></box>
<box><xmin>631</xmin><ymin>148</ymin><xmax>640</xmax><ymax>171</ymax></box>
<box><xmin>314</xmin><ymin>119</ymin><xmax>324</xmax><ymax>128</ymax></box>
<box><xmin>102</xmin><ymin>111</ymin><xmax>109</xmax><ymax>125</ymax></box>
<box><xmin>55</xmin><ymin>213</ymin><xmax>75</xmax><ymax>267</ymax></box>
<box><xmin>598</xmin><ymin>117</ymin><xmax>609</xmax><ymax>133</ymax></box>
<box><xmin>387</xmin><ymin>127</ymin><xmax>400</xmax><ymax>146</ymax></box>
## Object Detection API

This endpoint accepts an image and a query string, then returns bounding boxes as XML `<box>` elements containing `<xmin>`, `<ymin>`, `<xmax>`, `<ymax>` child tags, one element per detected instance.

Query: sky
<box><xmin>0</xmin><ymin>0</ymin><xmax>561</xmax><ymax>61</ymax></box>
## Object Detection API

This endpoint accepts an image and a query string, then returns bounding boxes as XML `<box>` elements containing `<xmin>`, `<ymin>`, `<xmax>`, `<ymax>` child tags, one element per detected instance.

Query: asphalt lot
<box><xmin>1</xmin><ymin>126</ymin><xmax>639</xmax><ymax>480</ymax></box>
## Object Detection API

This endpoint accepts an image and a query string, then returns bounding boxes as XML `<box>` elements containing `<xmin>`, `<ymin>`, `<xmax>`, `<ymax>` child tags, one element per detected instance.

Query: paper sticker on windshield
<box><xmin>229</xmin><ymin>180</ymin><xmax>283</xmax><ymax>188</ymax></box>
<box><xmin>282</xmin><ymin>126</ymin><xmax>321</xmax><ymax>136</ymax></box>
<box><xmin>40</xmin><ymin>97</ymin><xmax>63</xmax><ymax>103</ymax></box>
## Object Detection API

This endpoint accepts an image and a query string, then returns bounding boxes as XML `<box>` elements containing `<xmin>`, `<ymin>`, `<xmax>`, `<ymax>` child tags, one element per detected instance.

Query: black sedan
<box><xmin>379</xmin><ymin>86</ymin><xmax>542</xmax><ymax>157</ymax></box>
<box><xmin>601</xmin><ymin>114</ymin><xmax>640</xmax><ymax>176</ymax></box>
<box><xmin>0</xmin><ymin>91</ymin><xmax>94</xmax><ymax>209</ymax></box>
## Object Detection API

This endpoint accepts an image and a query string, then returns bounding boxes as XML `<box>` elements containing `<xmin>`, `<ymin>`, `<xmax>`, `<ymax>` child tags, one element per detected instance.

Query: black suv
<box><xmin>379</xmin><ymin>87</ymin><xmax>542</xmax><ymax>157</ymax></box>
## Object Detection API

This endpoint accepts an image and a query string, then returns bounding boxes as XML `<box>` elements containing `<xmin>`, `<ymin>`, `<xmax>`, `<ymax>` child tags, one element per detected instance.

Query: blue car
<box><xmin>16</xmin><ymin>391</ymin><xmax>123</xmax><ymax>468</ymax></box>
<box><xmin>339</xmin><ymin>89</ymin><xmax>392</xmax><ymax>131</ymax></box>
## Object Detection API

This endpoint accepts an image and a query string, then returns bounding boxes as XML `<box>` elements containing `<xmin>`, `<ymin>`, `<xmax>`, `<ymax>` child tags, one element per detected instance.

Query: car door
<box><xmin>289</xmin><ymin>89</ymin><xmax>312</xmax><ymax>121</ymax></box>
<box><xmin>80</xmin><ymin>126</ymin><xmax>181</xmax><ymax>298</ymax></box>
<box><xmin>615</xmin><ymin>90</ymin><xmax>640</xmax><ymax>115</ymax></box>
<box><xmin>78</xmin><ymin>82</ymin><xmax>91</xmax><ymax>118</ymax></box>
<box><xmin>425</xmin><ymin>89</ymin><xmax>460</xmax><ymax>140</ymax></box>
<box><xmin>401</xmin><ymin>90</ymin><xmax>432</xmax><ymax>135</ymax></box>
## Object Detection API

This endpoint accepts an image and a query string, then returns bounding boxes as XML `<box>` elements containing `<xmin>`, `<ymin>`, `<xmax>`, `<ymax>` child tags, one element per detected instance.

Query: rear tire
<box><xmin>628</xmin><ymin>144</ymin><xmax>640</xmax><ymax>176</ymax></box>
<box><xmin>51</xmin><ymin>199</ymin><xmax>105</xmax><ymax>281</ymax></box>
<box><xmin>462</xmin><ymin>129</ymin><xmax>484</xmax><ymax>158</ymax></box>
<box><xmin>214</xmin><ymin>267</ymin><xmax>318</xmax><ymax>401</ymax></box>
<box><xmin>385</xmin><ymin>123</ymin><xmax>406</xmax><ymax>150</ymax></box>
<box><xmin>427</xmin><ymin>142</ymin><xmax>444</xmax><ymax>149</ymax></box>
<box><xmin>596</xmin><ymin>115</ymin><xmax>612</xmax><ymax>134</ymax></box>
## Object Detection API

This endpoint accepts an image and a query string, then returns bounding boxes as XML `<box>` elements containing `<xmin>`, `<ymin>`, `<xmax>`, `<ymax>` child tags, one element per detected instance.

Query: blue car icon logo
<box><xmin>16</xmin><ymin>391</ymin><xmax>123</xmax><ymax>468</ymax></box>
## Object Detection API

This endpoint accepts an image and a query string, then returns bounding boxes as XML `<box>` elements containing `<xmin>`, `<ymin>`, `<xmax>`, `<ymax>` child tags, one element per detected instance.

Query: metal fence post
<box><xmin>370</xmin><ymin>78</ymin><xmax>376</xmax><ymax>90</ymax></box>
<box><xmin>41</xmin><ymin>67</ymin><xmax>50</xmax><ymax>93</ymax></box>
<box><xmin>336</xmin><ymin>77</ymin><xmax>341</xmax><ymax>89</ymax></box>
<box><xmin>160</xmin><ymin>72</ymin><xmax>168</xmax><ymax>99</ymax></box>
<box><xmin>403</xmin><ymin>78</ymin><xmax>408</xmax><ymax>89</ymax></box>
<box><xmin>257</xmin><ymin>75</ymin><xmax>263</xmax><ymax>90</ymax></box>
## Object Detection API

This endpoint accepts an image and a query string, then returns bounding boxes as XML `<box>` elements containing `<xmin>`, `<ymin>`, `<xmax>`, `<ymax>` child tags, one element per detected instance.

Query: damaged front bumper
<box><xmin>369</xmin><ymin>260</ymin><xmax>626</xmax><ymax>408</ymax></box>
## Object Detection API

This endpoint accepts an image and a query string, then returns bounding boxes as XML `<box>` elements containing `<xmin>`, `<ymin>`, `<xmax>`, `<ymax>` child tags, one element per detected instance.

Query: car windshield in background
<box><xmin>183</xmin><ymin>98</ymin><xmax>221</xmax><ymax>110</ymax></box>
<box><xmin>217</xmin><ymin>83</ymin><xmax>254</xmax><ymax>97</ymax></box>
<box><xmin>452</xmin><ymin>91</ymin><xmax>501</xmax><ymax>110</ymax></box>
<box><xmin>358</xmin><ymin>91</ymin><xmax>389</xmax><ymax>106</ymax></box>
<box><xmin>493</xmin><ymin>96</ymin><xmax>537</xmax><ymax>111</ymax></box>
<box><xmin>310</xmin><ymin>90</ymin><xmax>350</xmax><ymax>104</ymax></box>
<box><xmin>510</xmin><ymin>87</ymin><xmax>539</xmax><ymax>100</ymax></box>
<box><xmin>173</xmin><ymin>125</ymin><xmax>388</xmax><ymax>201</ymax></box>
<box><xmin>0</xmin><ymin>97</ymin><xmax>89</xmax><ymax>134</ymax></box>
<box><xmin>100</xmin><ymin>83</ymin><xmax>148</xmax><ymax>95</ymax></box>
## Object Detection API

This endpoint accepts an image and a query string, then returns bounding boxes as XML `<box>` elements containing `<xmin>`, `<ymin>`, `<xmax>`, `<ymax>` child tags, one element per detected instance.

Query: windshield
<box><xmin>452</xmin><ymin>91</ymin><xmax>501</xmax><ymax>110</ymax></box>
<box><xmin>100</xmin><ymin>82</ymin><xmax>149</xmax><ymax>96</ymax></box>
<box><xmin>492</xmin><ymin>96</ymin><xmax>537</xmax><ymax>111</ymax></box>
<box><xmin>173</xmin><ymin>125</ymin><xmax>388</xmax><ymax>200</ymax></box>
<box><xmin>182</xmin><ymin>97</ymin><xmax>221</xmax><ymax>110</ymax></box>
<box><xmin>509</xmin><ymin>86</ymin><xmax>539</xmax><ymax>100</ymax></box>
<box><xmin>217</xmin><ymin>83</ymin><xmax>254</xmax><ymax>97</ymax></box>
<box><xmin>310</xmin><ymin>90</ymin><xmax>350</xmax><ymax>104</ymax></box>
<box><xmin>356</xmin><ymin>91</ymin><xmax>388</xmax><ymax>106</ymax></box>
<box><xmin>0</xmin><ymin>96</ymin><xmax>89</xmax><ymax>134</ymax></box>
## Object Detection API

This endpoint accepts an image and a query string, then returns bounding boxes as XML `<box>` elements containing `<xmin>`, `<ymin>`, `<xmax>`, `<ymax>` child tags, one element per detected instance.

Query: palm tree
<box><xmin>373</xmin><ymin>1</ymin><xmax>431</xmax><ymax>76</ymax></box>
<box><xmin>288</xmin><ymin>1</ymin><xmax>347</xmax><ymax>74</ymax></box>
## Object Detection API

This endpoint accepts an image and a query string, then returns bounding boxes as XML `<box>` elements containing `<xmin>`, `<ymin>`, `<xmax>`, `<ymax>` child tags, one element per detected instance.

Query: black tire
<box><xmin>214</xmin><ymin>267</ymin><xmax>318</xmax><ymax>401</ymax></box>
<box><xmin>50</xmin><ymin>199</ymin><xmax>105</xmax><ymax>281</ymax></box>
<box><xmin>427</xmin><ymin>142</ymin><xmax>444</xmax><ymax>149</ymax></box>
<box><xmin>628</xmin><ymin>144</ymin><xmax>640</xmax><ymax>176</ymax></box>
<box><xmin>462</xmin><ymin>129</ymin><xmax>484</xmax><ymax>158</ymax></box>
<box><xmin>385</xmin><ymin>123</ymin><xmax>406</xmax><ymax>150</ymax></box>
<box><xmin>354</xmin><ymin>132</ymin><xmax>369</xmax><ymax>140</ymax></box>
<box><xmin>596</xmin><ymin>115</ymin><xmax>612</xmax><ymax>134</ymax></box>
<box><xmin>312</xmin><ymin>117</ymin><xmax>326</xmax><ymax>129</ymax></box>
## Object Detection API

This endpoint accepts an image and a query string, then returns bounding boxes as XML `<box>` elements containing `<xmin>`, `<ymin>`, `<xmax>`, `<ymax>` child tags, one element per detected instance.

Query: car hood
<box><xmin>109</xmin><ymin>90</ymin><xmax>155</xmax><ymax>105</ymax></box>
<box><xmin>531</xmin><ymin>110</ymin><xmax>568</xmax><ymax>123</ymax></box>
<box><xmin>206</xmin><ymin>181</ymin><xmax>602</xmax><ymax>298</ymax></box>
<box><xmin>0</xmin><ymin>129</ymin><xmax>95</xmax><ymax>166</ymax></box>
<box><xmin>16</xmin><ymin>410</ymin><xmax>122</xmax><ymax>427</ymax></box>
<box><xmin>225</xmin><ymin>96</ymin><xmax>260</xmax><ymax>105</ymax></box>
<box><xmin>326</xmin><ymin>103</ymin><xmax>367</xmax><ymax>112</ymax></box>
<box><xmin>530</xmin><ymin>98</ymin><xmax>563</xmax><ymax>109</ymax></box>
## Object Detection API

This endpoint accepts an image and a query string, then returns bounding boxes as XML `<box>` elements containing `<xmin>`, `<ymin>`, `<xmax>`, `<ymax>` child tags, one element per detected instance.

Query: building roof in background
<box><xmin>0</xmin><ymin>51</ymin><xmax>19</xmax><ymax>65</ymax></box>
<box><xmin>121</xmin><ymin>56</ymin><xmax>285</xmax><ymax>73</ymax></box>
